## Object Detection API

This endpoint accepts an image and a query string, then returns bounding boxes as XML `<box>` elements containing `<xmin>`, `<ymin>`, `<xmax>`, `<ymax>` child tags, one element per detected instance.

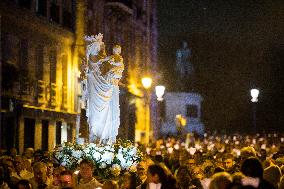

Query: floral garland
<box><xmin>53</xmin><ymin>139</ymin><xmax>143</xmax><ymax>179</ymax></box>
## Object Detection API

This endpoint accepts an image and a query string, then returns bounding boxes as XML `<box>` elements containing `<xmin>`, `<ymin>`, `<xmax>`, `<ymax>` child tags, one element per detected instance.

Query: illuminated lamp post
<box><xmin>155</xmin><ymin>86</ymin><xmax>165</xmax><ymax>138</ymax></box>
<box><xmin>155</xmin><ymin>86</ymin><xmax>165</xmax><ymax>101</ymax></box>
<box><xmin>250</xmin><ymin>88</ymin><xmax>259</xmax><ymax>132</ymax></box>
<box><xmin>141</xmin><ymin>77</ymin><xmax>152</xmax><ymax>143</ymax></box>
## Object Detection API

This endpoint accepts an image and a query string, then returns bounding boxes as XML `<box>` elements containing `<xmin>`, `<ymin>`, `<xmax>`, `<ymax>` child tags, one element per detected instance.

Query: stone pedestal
<box><xmin>161</xmin><ymin>92</ymin><xmax>204</xmax><ymax>135</ymax></box>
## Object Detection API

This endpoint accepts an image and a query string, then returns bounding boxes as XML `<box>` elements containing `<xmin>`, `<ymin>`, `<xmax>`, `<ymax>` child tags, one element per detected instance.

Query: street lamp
<box><xmin>141</xmin><ymin>77</ymin><xmax>152</xmax><ymax>144</ymax></box>
<box><xmin>155</xmin><ymin>86</ymin><xmax>165</xmax><ymax>101</ymax></box>
<box><xmin>250</xmin><ymin>89</ymin><xmax>259</xmax><ymax>102</ymax></box>
<box><xmin>142</xmin><ymin>77</ymin><xmax>152</xmax><ymax>89</ymax></box>
<box><xmin>250</xmin><ymin>88</ymin><xmax>259</xmax><ymax>132</ymax></box>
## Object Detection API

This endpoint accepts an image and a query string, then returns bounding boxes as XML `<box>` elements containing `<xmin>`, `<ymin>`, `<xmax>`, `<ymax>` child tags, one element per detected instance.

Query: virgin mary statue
<box><xmin>82</xmin><ymin>33</ymin><xmax>124</xmax><ymax>144</ymax></box>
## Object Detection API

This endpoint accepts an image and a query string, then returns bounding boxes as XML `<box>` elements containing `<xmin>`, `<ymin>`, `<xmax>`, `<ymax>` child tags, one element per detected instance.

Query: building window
<box><xmin>49</xmin><ymin>50</ymin><xmax>57</xmax><ymax>83</ymax></box>
<box><xmin>18</xmin><ymin>0</ymin><xmax>31</xmax><ymax>9</ymax></box>
<box><xmin>62</xmin><ymin>0</ymin><xmax>73</xmax><ymax>29</ymax></box>
<box><xmin>1</xmin><ymin>33</ymin><xmax>12</xmax><ymax>64</ymax></box>
<box><xmin>186</xmin><ymin>105</ymin><xmax>198</xmax><ymax>118</ymax></box>
<box><xmin>62</xmin><ymin>55</ymin><xmax>67</xmax><ymax>86</ymax></box>
<box><xmin>19</xmin><ymin>39</ymin><xmax>29</xmax><ymax>70</ymax></box>
<box><xmin>50</xmin><ymin>1</ymin><xmax>60</xmax><ymax>23</ymax></box>
<box><xmin>35</xmin><ymin>46</ymin><xmax>44</xmax><ymax>80</ymax></box>
<box><xmin>36</xmin><ymin>0</ymin><xmax>47</xmax><ymax>16</ymax></box>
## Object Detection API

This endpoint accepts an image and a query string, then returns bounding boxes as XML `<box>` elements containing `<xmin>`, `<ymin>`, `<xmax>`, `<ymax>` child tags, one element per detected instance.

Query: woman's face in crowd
<box><xmin>79</xmin><ymin>163</ymin><xmax>93</xmax><ymax>179</ymax></box>
<box><xmin>147</xmin><ymin>171</ymin><xmax>159</xmax><ymax>184</ymax></box>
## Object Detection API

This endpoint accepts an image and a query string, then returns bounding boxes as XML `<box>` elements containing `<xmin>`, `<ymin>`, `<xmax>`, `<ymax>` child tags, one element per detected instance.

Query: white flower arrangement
<box><xmin>53</xmin><ymin>140</ymin><xmax>143</xmax><ymax>179</ymax></box>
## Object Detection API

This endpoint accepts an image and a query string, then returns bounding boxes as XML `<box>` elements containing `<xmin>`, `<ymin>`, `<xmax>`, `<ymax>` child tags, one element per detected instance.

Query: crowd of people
<box><xmin>1</xmin><ymin>132</ymin><xmax>284</xmax><ymax>189</ymax></box>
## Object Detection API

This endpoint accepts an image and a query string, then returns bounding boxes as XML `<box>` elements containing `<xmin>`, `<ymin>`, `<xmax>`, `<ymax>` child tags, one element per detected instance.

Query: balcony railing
<box><xmin>61</xmin><ymin>85</ymin><xmax>69</xmax><ymax>110</ymax></box>
<box><xmin>50</xmin><ymin>83</ymin><xmax>58</xmax><ymax>107</ymax></box>
<box><xmin>37</xmin><ymin>80</ymin><xmax>47</xmax><ymax>105</ymax></box>
<box><xmin>1</xmin><ymin>78</ymin><xmax>72</xmax><ymax>111</ymax></box>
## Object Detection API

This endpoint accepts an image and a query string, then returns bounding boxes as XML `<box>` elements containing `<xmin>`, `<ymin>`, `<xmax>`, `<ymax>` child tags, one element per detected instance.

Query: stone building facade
<box><xmin>85</xmin><ymin>0</ymin><xmax>158</xmax><ymax>144</ymax></box>
<box><xmin>0</xmin><ymin>0</ymin><xmax>85</xmax><ymax>153</ymax></box>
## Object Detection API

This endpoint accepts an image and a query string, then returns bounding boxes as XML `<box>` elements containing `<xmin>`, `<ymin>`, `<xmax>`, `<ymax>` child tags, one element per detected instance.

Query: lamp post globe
<box><xmin>250</xmin><ymin>88</ymin><xmax>259</xmax><ymax>132</ymax></box>
<box><xmin>141</xmin><ymin>77</ymin><xmax>152</xmax><ymax>89</ymax></box>
<box><xmin>250</xmin><ymin>88</ymin><xmax>259</xmax><ymax>102</ymax></box>
<box><xmin>155</xmin><ymin>85</ymin><xmax>165</xmax><ymax>101</ymax></box>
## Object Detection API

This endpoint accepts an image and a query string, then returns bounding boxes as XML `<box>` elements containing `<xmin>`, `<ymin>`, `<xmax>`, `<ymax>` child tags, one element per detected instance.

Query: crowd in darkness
<box><xmin>1</xmin><ymin>132</ymin><xmax>284</xmax><ymax>189</ymax></box>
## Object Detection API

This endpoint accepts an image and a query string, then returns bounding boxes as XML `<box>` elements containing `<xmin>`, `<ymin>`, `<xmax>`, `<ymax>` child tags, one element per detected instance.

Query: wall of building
<box><xmin>0</xmin><ymin>0</ymin><xmax>85</xmax><ymax>152</ymax></box>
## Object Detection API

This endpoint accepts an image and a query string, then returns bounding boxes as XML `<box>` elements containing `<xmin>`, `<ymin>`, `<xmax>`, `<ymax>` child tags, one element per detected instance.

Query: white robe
<box><xmin>86</xmin><ymin>59</ymin><xmax>123</xmax><ymax>143</ymax></box>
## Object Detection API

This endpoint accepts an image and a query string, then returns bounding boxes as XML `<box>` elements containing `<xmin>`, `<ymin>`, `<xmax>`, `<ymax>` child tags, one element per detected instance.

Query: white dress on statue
<box><xmin>86</xmin><ymin>56</ymin><xmax>123</xmax><ymax>143</ymax></box>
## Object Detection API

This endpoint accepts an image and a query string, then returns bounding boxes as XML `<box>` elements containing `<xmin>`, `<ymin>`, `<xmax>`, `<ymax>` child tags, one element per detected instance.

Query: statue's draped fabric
<box><xmin>83</xmin><ymin>34</ymin><xmax>124</xmax><ymax>144</ymax></box>
<box><xmin>87</xmin><ymin>59</ymin><xmax>123</xmax><ymax>143</ymax></box>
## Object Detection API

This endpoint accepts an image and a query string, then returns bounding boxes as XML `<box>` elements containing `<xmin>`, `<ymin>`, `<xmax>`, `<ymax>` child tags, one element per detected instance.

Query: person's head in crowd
<box><xmin>179</xmin><ymin>149</ymin><xmax>189</xmax><ymax>166</ymax></box>
<box><xmin>42</xmin><ymin>159</ymin><xmax>54</xmax><ymax>178</ymax></box>
<box><xmin>137</xmin><ymin>161</ymin><xmax>148</xmax><ymax>184</ymax></box>
<box><xmin>192</xmin><ymin>166</ymin><xmax>204</xmax><ymax>180</ymax></box>
<box><xmin>79</xmin><ymin>159</ymin><xmax>95</xmax><ymax>181</ymax></box>
<box><xmin>175</xmin><ymin>166</ymin><xmax>192</xmax><ymax>189</ymax></box>
<box><xmin>24</xmin><ymin>148</ymin><xmax>34</xmax><ymax>161</ymax></box>
<box><xmin>240</xmin><ymin>147</ymin><xmax>256</xmax><ymax>161</ymax></box>
<box><xmin>262</xmin><ymin>159</ymin><xmax>271</xmax><ymax>169</ymax></box>
<box><xmin>120</xmin><ymin>172</ymin><xmax>137</xmax><ymax>189</ymax></box>
<box><xmin>223</xmin><ymin>153</ymin><xmax>236</xmax><ymax>173</ymax></box>
<box><xmin>209</xmin><ymin>172</ymin><xmax>232</xmax><ymax>189</ymax></box>
<box><xmin>275</xmin><ymin>157</ymin><xmax>284</xmax><ymax>168</ymax></box>
<box><xmin>258</xmin><ymin>149</ymin><xmax>267</xmax><ymax>162</ymax></box>
<box><xmin>240</xmin><ymin>157</ymin><xmax>263</xmax><ymax>179</ymax></box>
<box><xmin>147</xmin><ymin>164</ymin><xmax>167</xmax><ymax>184</ymax></box>
<box><xmin>9</xmin><ymin>148</ymin><xmax>18</xmax><ymax>158</ymax></box>
<box><xmin>14</xmin><ymin>155</ymin><xmax>24</xmax><ymax>174</ymax></box>
<box><xmin>0</xmin><ymin>165</ymin><xmax>6</xmax><ymax>186</ymax></box>
<box><xmin>42</xmin><ymin>151</ymin><xmax>50</xmax><ymax>159</ymax></box>
<box><xmin>52</xmin><ymin>167</ymin><xmax>62</xmax><ymax>186</ymax></box>
<box><xmin>149</xmin><ymin>148</ymin><xmax>157</xmax><ymax>158</ymax></box>
<box><xmin>231</xmin><ymin>172</ymin><xmax>245</xmax><ymax>185</ymax></box>
<box><xmin>186</xmin><ymin>158</ymin><xmax>196</xmax><ymax>170</ymax></box>
<box><xmin>60</xmin><ymin>170</ymin><xmax>73</xmax><ymax>188</ymax></box>
<box><xmin>22</xmin><ymin>158</ymin><xmax>33</xmax><ymax>172</ymax></box>
<box><xmin>103</xmin><ymin>180</ymin><xmax>118</xmax><ymax>189</ymax></box>
<box><xmin>203</xmin><ymin>165</ymin><xmax>215</xmax><ymax>178</ymax></box>
<box><xmin>33</xmin><ymin>150</ymin><xmax>43</xmax><ymax>162</ymax></box>
<box><xmin>154</xmin><ymin>155</ymin><xmax>163</xmax><ymax>163</ymax></box>
<box><xmin>33</xmin><ymin>162</ymin><xmax>48</xmax><ymax>186</ymax></box>
<box><xmin>213</xmin><ymin>166</ymin><xmax>225</xmax><ymax>174</ymax></box>
<box><xmin>215</xmin><ymin>154</ymin><xmax>225</xmax><ymax>168</ymax></box>
<box><xmin>263</xmin><ymin>164</ymin><xmax>282</xmax><ymax>188</ymax></box>
<box><xmin>194</xmin><ymin>151</ymin><xmax>203</xmax><ymax>165</ymax></box>
<box><xmin>16</xmin><ymin>179</ymin><xmax>32</xmax><ymax>189</ymax></box>
<box><xmin>2</xmin><ymin>156</ymin><xmax>14</xmax><ymax>173</ymax></box>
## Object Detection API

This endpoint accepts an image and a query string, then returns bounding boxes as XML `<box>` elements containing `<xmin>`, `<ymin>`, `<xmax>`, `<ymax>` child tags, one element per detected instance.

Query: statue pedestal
<box><xmin>160</xmin><ymin>92</ymin><xmax>204</xmax><ymax>136</ymax></box>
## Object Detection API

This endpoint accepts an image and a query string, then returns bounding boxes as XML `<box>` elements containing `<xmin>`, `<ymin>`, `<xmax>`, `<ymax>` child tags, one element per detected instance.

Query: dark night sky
<box><xmin>157</xmin><ymin>0</ymin><xmax>284</xmax><ymax>133</ymax></box>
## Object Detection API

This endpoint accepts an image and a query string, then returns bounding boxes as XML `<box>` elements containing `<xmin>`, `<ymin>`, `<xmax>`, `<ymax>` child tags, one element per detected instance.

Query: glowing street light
<box><xmin>141</xmin><ymin>77</ymin><xmax>152</xmax><ymax>144</ymax></box>
<box><xmin>250</xmin><ymin>88</ymin><xmax>260</xmax><ymax>132</ymax></box>
<box><xmin>141</xmin><ymin>77</ymin><xmax>152</xmax><ymax>89</ymax></box>
<box><xmin>155</xmin><ymin>85</ymin><xmax>165</xmax><ymax>101</ymax></box>
<box><xmin>250</xmin><ymin>89</ymin><xmax>259</xmax><ymax>102</ymax></box>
